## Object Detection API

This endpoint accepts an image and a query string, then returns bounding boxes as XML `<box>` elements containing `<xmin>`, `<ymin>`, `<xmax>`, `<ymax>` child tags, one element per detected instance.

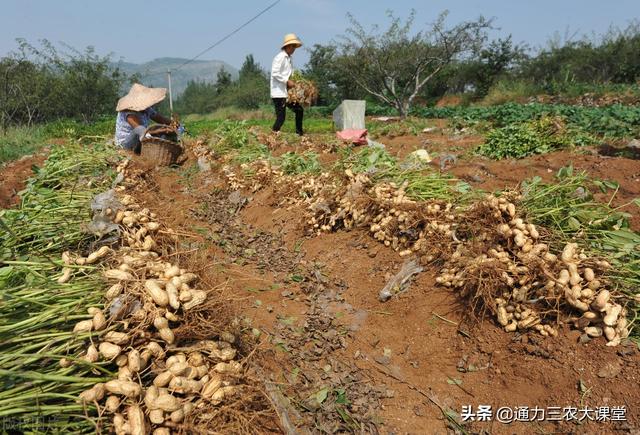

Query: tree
<box><xmin>476</xmin><ymin>37</ymin><xmax>527</xmax><ymax>94</ymax></box>
<box><xmin>171</xmin><ymin>54</ymin><xmax>269</xmax><ymax>114</ymax></box>
<box><xmin>215</xmin><ymin>67</ymin><xmax>232</xmax><ymax>95</ymax></box>
<box><xmin>238</xmin><ymin>54</ymin><xmax>265</xmax><ymax>81</ymax></box>
<box><xmin>336</xmin><ymin>10</ymin><xmax>492</xmax><ymax>117</ymax></box>
<box><xmin>448</xmin><ymin>36</ymin><xmax>528</xmax><ymax>98</ymax></box>
<box><xmin>226</xmin><ymin>75</ymin><xmax>269</xmax><ymax>109</ymax></box>
<box><xmin>303</xmin><ymin>44</ymin><xmax>364</xmax><ymax>106</ymax></box>
<box><xmin>0</xmin><ymin>39</ymin><xmax>127</xmax><ymax>129</ymax></box>
<box><xmin>0</xmin><ymin>57</ymin><xmax>52</xmax><ymax>130</ymax></box>
<box><xmin>55</xmin><ymin>44</ymin><xmax>127</xmax><ymax>122</ymax></box>
<box><xmin>232</xmin><ymin>54</ymin><xmax>268</xmax><ymax>109</ymax></box>
<box><xmin>174</xmin><ymin>80</ymin><xmax>217</xmax><ymax>114</ymax></box>
<box><xmin>518</xmin><ymin>21</ymin><xmax>640</xmax><ymax>89</ymax></box>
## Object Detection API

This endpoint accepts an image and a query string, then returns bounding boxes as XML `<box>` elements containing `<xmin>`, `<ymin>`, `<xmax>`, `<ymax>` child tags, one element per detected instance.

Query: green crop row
<box><xmin>412</xmin><ymin>103</ymin><xmax>640</xmax><ymax>138</ymax></box>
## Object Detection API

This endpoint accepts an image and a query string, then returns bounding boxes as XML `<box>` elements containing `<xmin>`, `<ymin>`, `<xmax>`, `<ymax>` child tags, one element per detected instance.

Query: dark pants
<box><xmin>272</xmin><ymin>98</ymin><xmax>304</xmax><ymax>135</ymax></box>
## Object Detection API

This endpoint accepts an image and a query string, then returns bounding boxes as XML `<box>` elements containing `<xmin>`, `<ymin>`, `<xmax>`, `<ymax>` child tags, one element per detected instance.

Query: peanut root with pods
<box><xmin>222</xmin><ymin>159</ymin><xmax>630</xmax><ymax>346</ymax></box>
<box><xmin>67</xmin><ymin>159</ymin><xmax>245</xmax><ymax>434</ymax></box>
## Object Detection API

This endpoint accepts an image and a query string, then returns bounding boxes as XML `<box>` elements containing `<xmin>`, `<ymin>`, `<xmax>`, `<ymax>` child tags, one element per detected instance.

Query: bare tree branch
<box><xmin>335</xmin><ymin>10</ymin><xmax>491</xmax><ymax>117</ymax></box>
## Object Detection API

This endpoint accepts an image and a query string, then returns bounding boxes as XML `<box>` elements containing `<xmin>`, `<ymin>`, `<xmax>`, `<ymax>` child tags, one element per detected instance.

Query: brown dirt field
<box><xmin>123</xmin><ymin>125</ymin><xmax>640</xmax><ymax>434</ymax></box>
<box><xmin>0</xmin><ymin>152</ymin><xmax>47</xmax><ymax>208</ymax></box>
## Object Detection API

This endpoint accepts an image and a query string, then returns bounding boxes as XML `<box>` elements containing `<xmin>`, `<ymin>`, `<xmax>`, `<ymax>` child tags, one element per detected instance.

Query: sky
<box><xmin>2</xmin><ymin>0</ymin><xmax>639</xmax><ymax>75</ymax></box>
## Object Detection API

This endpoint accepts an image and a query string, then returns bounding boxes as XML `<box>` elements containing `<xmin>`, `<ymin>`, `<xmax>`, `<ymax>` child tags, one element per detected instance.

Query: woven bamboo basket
<box><xmin>140</xmin><ymin>126</ymin><xmax>183</xmax><ymax>166</ymax></box>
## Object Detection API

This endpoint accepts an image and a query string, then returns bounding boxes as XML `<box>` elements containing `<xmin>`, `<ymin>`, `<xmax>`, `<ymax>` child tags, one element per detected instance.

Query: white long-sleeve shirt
<box><xmin>270</xmin><ymin>50</ymin><xmax>293</xmax><ymax>98</ymax></box>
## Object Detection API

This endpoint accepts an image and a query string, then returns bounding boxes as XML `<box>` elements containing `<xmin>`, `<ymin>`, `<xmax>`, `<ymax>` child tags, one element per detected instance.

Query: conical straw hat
<box><xmin>116</xmin><ymin>83</ymin><xmax>167</xmax><ymax>112</ymax></box>
<box><xmin>281</xmin><ymin>33</ymin><xmax>302</xmax><ymax>49</ymax></box>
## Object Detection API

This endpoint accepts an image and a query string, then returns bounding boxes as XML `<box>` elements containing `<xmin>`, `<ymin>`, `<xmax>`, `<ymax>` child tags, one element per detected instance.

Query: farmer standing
<box><xmin>270</xmin><ymin>33</ymin><xmax>304</xmax><ymax>136</ymax></box>
<box><xmin>114</xmin><ymin>83</ymin><xmax>173</xmax><ymax>154</ymax></box>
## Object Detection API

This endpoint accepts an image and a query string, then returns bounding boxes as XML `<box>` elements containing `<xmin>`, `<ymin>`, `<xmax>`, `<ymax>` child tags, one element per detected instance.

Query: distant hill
<box><xmin>113</xmin><ymin>57</ymin><xmax>238</xmax><ymax>96</ymax></box>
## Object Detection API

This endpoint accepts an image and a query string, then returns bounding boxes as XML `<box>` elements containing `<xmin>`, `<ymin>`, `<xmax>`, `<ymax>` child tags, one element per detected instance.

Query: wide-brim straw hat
<box><xmin>116</xmin><ymin>83</ymin><xmax>167</xmax><ymax>112</ymax></box>
<box><xmin>281</xmin><ymin>33</ymin><xmax>303</xmax><ymax>49</ymax></box>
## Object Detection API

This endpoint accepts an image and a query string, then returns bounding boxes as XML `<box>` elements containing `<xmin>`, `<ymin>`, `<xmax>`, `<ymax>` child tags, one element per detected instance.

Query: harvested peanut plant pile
<box><xmin>1</xmin><ymin>144</ymin><xmax>118</xmax><ymax>432</ymax></box>
<box><xmin>214</xmin><ymin>140</ymin><xmax>638</xmax><ymax>345</ymax></box>
<box><xmin>1</xmin><ymin>143</ymin><xmax>275</xmax><ymax>434</ymax></box>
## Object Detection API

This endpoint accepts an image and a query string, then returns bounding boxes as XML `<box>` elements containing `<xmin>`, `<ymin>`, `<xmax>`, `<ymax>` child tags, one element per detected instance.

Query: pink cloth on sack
<box><xmin>336</xmin><ymin>129</ymin><xmax>368</xmax><ymax>145</ymax></box>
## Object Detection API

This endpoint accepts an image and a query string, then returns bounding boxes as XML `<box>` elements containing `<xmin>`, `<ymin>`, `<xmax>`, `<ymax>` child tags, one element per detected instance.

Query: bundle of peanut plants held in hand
<box><xmin>287</xmin><ymin>71</ymin><xmax>318</xmax><ymax>107</ymax></box>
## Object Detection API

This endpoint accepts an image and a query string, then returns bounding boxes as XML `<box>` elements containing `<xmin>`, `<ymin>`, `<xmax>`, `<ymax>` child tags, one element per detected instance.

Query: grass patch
<box><xmin>186</xmin><ymin>117</ymin><xmax>334</xmax><ymax>137</ymax></box>
<box><xmin>1</xmin><ymin>117</ymin><xmax>116</xmax><ymax>165</ymax></box>
<box><xmin>485</xmin><ymin>80</ymin><xmax>640</xmax><ymax>102</ymax></box>
<box><xmin>481</xmin><ymin>80</ymin><xmax>541</xmax><ymax>105</ymax></box>
<box><xmin>42</xmin><ymin>117</ymin><xmax>114</xmax><ymax>140</ymax></box>
<box><xmin>0</xmin><ymin>126</ymin><xmax>48</xmax><ymax>165</ymax></box>
<box><xmin>204</xmin><ymin>106</ymin><xmax>272</xmax><ymax>121</ymax></box>
<box><xmin>184</xmin><ymin>105</ymin><xmax>334</xmax><ymax>137</ymax></box>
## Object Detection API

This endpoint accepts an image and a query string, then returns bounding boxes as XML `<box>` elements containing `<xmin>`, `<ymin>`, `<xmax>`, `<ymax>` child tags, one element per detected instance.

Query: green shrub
<box><xmin>1</xmin><ymin>40</ymin><xmax>127</xmax><ymax>128</ymax></box>
<box><xmin>477</xmin><ymin>116</ymin><xmax>596</xmax><ymax>159</ymax></box>
<box><xmin>412</xmin><ymin>103</ymin><xmax>640</xmax><ymax>138</ymax></box>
